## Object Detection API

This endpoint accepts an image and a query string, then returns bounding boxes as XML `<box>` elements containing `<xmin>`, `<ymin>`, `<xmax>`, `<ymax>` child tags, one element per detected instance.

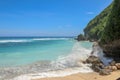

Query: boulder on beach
<box><xmin>99</xmin><ymin>69</ymin><xmax>111</xmax><ymax>75</ymax></box>
<box><xmin>115</xmin><ymin>63</ymin><xmax>120</xmax><ymax>69</ymax></box>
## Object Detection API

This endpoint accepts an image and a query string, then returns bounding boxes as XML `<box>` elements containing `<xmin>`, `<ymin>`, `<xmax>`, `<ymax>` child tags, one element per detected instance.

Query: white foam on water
<box><xmin>6</xmin><ymin>41</ymin><xmax>114</xmax><ymax>80</ymax></box>
<box><xmin>12</xmin><ymin>67</ymin><xmax>93</xmax><ymax>80</ymax></box>
<box><xmin>0</xmin><ymin>40</ymin><xmax>31</xmax><ymax>43</ymax></box>
<box><xmin>0</xmin><ymin>38</ymin><xmax>70</xmax><ymax>43</ymax></box>
<box><xmin>92</xmin><ymin>42</ymin><xmax>113</xmax><ymax>66</ymax></box>
<box><xmin>11</xmin><ymin>42</ymin><xmax>93</xmax><ymax>80</ymax></box>
<box><xmin>32</xmin><ymin>38</ymin><xmax>70</xmax><ymax>41</ymax></box>
<box><xmin>51</xmin><ymin>42</ymin><xmax>92</xmax><ymax>69</ymax></box>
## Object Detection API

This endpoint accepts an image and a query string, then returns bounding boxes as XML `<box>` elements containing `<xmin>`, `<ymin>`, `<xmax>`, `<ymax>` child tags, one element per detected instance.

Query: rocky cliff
<box><xmin>100</xmin><ymin>0</ymin><xmax>120</xmax><ymax>61</ymax></box>
<box><xmin>82</xmin><ymin>0</ymin><xmax>120</xmax><ymax>61</ymax></box>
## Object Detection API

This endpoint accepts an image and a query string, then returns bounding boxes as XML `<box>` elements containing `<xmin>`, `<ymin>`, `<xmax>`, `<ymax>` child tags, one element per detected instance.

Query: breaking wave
<box><xmin>0</xmin><ymin>40</ymin><xmax>30</xmax><ymax>43</ymax></box>
<box><xmin>0</xmin><ymin>38</ymin><xmax>70</xmax><ymax>43</ymax></box>
<box><xmin>0</xmin><ymin>41</ymin><xmax>93</xmax><ymax>80</ymax></box>
<box><xmin>51</xmin><ymin>42</ymin><xmax>92</xmax><ymax>70</ymax></box>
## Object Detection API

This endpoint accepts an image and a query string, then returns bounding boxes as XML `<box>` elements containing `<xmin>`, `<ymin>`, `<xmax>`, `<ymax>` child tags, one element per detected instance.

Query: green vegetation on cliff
<box><xmin>84</xmin><ymin>3</ymin><xmax>113</xmax><ymax>40</ymax></box>
<box><xmin>76</xmin><ymin>34</ymin><xmax>86</xmax><ymax>41</ymax></box>
<box><xmin>99</xmin><ymin>0</ymin><xmax>120</xmax><ymax>58</ymax></box>
<box><xmin>100</xmin><ymin>0</ymin><xmax>120</xmax><ymax>44</ymax></box>
<box><xmin>83</xmin><ymin>0</ymin><xmax>120</xmax><ymax>59</ymax></box>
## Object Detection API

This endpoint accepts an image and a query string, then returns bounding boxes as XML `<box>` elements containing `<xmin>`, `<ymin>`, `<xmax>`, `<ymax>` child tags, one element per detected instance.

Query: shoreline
<box><xmin>1</xmin><ymin>41</ymin><xmax>119</xmax><ymax>80</ymax></box>
<box><xmin>11</xmin><ymin>67</ymin><xmax>93</xmax><ymax>80</ymax></box>
<box><xmin>33</xmin><ymin>71</ymin><xmax>120</xmax><ymax>80</ymax></box>
<box><xmin>0</xmin><ymin>41</ymin><xmax>93</xmax><ymax>80</ymax></box>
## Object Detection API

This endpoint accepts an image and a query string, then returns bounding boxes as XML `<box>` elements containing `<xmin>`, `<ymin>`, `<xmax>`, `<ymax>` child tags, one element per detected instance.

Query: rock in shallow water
<box><xmin>86</xmin><ymin>56</ymin><xmax>102</xmax><ymax>64</ymax></box>
<box><xmin>85</xmin><ymin>56</ymin><xmax>109</xmax><ymax>74</ymax></box>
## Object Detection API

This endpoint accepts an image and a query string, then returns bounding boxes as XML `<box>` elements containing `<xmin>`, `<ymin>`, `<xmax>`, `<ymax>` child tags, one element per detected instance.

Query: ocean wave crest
<box><xmin>0</xmin><ymin>40</ymin><xmax>30</xmax><ymax>43</ymax></box>
<box><xmin>0</xmin><ymin>38</ymin><xmax>70</xmax><ymax>43</ymax></box>
<box><xmin>32</xmin><ymin>38</ymin><xmax>69</xmax><ymax>41</ymax></box>
<box><xmin>51</xmin><ymin>42</ymin><xmax>92</xmax><ymax>71</ymax></box>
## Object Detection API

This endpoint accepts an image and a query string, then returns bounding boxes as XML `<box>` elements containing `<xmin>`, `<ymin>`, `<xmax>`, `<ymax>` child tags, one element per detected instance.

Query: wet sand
<box><xmin>33</xmin><ymin>71</ymin><xmax>120</xmax><ymax>80</ymax></box>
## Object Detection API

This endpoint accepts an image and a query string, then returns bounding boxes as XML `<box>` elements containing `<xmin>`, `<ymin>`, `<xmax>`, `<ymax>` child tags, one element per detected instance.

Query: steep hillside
<box><xmin>100</xmin><ymin>0</ymin><xmax>120</xmax><ymax>59</ymax></box>
<box><xmin>82</xmin><ymin>0</ymin><xmax>120</xmax><ymax>60</ymax></box>
<box><xmin>84</xmin><ymin>3</ymin><xmax>113</xmax><ymax>40</ymax></box>
<box><xmin>100</xmin><ymin>0</ymin><xmax>120</xmax><ymax>44</ymax></box>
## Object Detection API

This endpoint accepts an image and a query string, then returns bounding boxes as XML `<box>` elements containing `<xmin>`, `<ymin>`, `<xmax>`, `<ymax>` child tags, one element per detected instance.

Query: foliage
<box><xmin>84</xmin><ymin>3</ymin><xmax>113</xmax><ymax>40</ymax></box>
<box><xmin>100</xmin><ymin>0</ymin><xmax>120</xmax><ymax>44</ymax></box>
<box><xmin>77</xmin><ymin>34</ymin><xmax>85</xmax><ymax>41</ymax></box>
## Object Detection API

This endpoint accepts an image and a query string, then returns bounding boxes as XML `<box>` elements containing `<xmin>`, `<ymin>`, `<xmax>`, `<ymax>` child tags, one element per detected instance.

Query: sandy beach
<box><xmin>33</xmin><ymin>71</ymin><xmax>120</xmax><ymax>80</ymax></box>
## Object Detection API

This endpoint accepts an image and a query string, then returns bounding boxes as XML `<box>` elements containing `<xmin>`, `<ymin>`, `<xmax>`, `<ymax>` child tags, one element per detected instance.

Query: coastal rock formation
<box><xmin>85</xmin><ymin>42</ymin><xmax>120</xmax><ymax>75</ymax></box>
<box><xmin>115</xmin><ymin>63</ymin><xmax>120</xmax><ymax>69</ymax></box>
<box><xmin>105</xmin><ymin>63</ymin><xmax>120</xmax><ymax>71</ymax></box>
<box><xmin>99</xmin><ymin>69</ymin><xmax>111</xmax><ymax>75</ymax></box>
<box><xmin>117</xmin><ymin>77</ymin><xmax>120</xmax><ymax>80</ymax></box>
<box><xmin>81</xmin><ymin>0</ymin><xmax>120</xmax><ymax>62</ymax></box>
<box><xmin>76</xmin><ymin>34</ymin><xmax>86</xmax><ymax>41</ymax></box>
<box><xmin>100</xmin><ymin>0</ymin><xmax>120</xmax><ymax>60</ymax></box>
<box><xmin>86</xmin><ymin>56</ymin><xmax>101</xmax><ymax>64</ymax></box>
<box><xmin>85</xmin><ymin>55</ymin><xmax>119</xmax><ymax>75</ymax></box>
<box><xmin>85</xmin><ymin>55</ymin><xmax>112</xmax><ymax>75</ymax></box>
<box><xmin>100</xmin><ymin>39</ymin><xmax>120</xmax><ymax>61</ymax></box>
<box><xmin>85</xmin><ymin>42</ymin><xmax>111</xmax><ymax>75</ymax></box>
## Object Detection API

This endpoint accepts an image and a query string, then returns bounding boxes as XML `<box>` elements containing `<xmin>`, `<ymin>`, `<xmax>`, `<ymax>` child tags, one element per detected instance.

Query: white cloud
<box><xmin>57</xmin><ymin>24</ymin><xmax>72</xmax><ymax>29</ymax></box>
<box><xmin>86</xmin><ymin>12</ymin><xmax>95</xmax><ymax>15</ymax></box>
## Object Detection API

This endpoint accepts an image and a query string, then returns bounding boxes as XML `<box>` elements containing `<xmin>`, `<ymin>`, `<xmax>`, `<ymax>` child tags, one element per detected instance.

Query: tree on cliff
<box><xmin>76</xmin><ymin>34</ymin><xmax>85</xmax><ymax>41</ymax></box>
<box><xmin>99</xmin><ymin>0</ymin><xmax>120</xmax><ymax>59</ymax></box>
<box><xmin>100</xmin><ymin>0</ymin><xmax>120</xmax><ymax>44</ymax></box>
<box><xmin>84</xmin><ymin>4</ymin><xmax>112</xmax><ymax>40</ymax></box>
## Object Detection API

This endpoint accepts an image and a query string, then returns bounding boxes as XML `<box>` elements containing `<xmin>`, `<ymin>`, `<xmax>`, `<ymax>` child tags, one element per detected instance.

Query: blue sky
<box><xmin>0</xmin><ymin>0</ymin><xmax>112</xmax><ymax>36</ymax></box>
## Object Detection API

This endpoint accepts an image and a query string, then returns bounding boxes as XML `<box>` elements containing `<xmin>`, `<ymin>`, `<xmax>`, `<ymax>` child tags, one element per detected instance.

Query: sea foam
<box><xmin>32</xmin><ymin>38</ymin><xmax>69</xmax><ymax>41</ymax></box>
<box><xmin>0</xmin><ymin>41</ymin><xmax>93</xmax><ymax>80</ymax></box>
<box><xmin>92</xmin><ymin>42</ymin><xmax>113</xmax><ymax>66</ymax></box>
<box><xmin>11</xmin><ymin>67</ymin><xmax>92</xmax><ymax>80</ymax></box>
<box><xmin>10</xmin><ymin>42</ymin><xmax>93</xmax><ymax>80</ymax></box>
<box><xmin>0</xmin><ymin>40</ymin><xmax>30</xmax><ymax>43</ymax></box>
<box><xmin>0</xmin><ymin>38</ymin><xmax>69</xmax><ymax>43</ymax></box>
<box><xmin>51</xmin><ymin>42</ymin><xmax>92</xmax><ymax>69</ymax></box>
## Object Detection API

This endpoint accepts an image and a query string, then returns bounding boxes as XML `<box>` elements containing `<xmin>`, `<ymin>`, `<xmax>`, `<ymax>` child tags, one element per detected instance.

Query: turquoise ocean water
<box><xmin>0</xmin><ymin>37</ymin><xmax>92</xmax><ymax>67</ymax></box>
<box><xmin>0</xmin><ymin>37</ymin><xmax>94</xmax><ymax>79</ymax></box>
<box><xmin>0</xmin><ymin>37</ymin><xmax>75</xmax><ymax>66</ymax></box>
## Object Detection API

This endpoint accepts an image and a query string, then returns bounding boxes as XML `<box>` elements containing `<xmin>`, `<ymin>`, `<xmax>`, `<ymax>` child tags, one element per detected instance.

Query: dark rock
<box><xmin>115</xmin><ymin>63</ymin><xmax>120</xmax><ymax>69</ymax></box>
<box><xmin>111</xmin><ymin>66</ymin><xmax>117</xmax><ymax>71</ymax></box>
<box><xmin>76</xmin><ymin>34</ymin><xmax>86</xmax><ymax>41</ymax></box>
<box><xmin>110</xmin><ymin>61</ymin><xmax>116</xmax><ymax>66</ymax></box>
<box><xmin>98</xmin><ymin>63</ymin><xmax>105</xmax><ymax>69</ymax></box>
<box><xmin>100</xmin><ymin>40</ymin><xmax>120</xmax><ymax>62</ymax></box>
<box><xmin>116</xmin><ymin>77</ymin><xmax>120</xmax><ymax>80</ymax></box>
<box><xmin>86</xmin><ymin>56</ymin><xmax>101</xmax><ymax>64</ymax></box>
<box><xmin>105</xmin><ymin>65</ymin><xmax>118</xmax><ymax>71</ymax></box>
<box><xmin>99</xmin><ymin>0</ymin><xmax>120</xmax><ymax>61</ymax></box>
<box><xmin>99</xmin><ymin>69</ymin><xmax>111</xmax><ymax>75</ymax></box>
<box><xmin>91</xmin><ymin>64</ymin><xmax>102</xmax><ymax>72</ymax></box>
<box><xmin>86</xmin><ymin>55</ymin><xmax>106</xmax><ymax>73</ymax></box>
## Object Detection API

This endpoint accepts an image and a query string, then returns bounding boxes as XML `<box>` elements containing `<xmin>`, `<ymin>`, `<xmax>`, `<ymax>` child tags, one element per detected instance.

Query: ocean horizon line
<box><xmin>0</xmin><ymin>36</ymin><xmax>76</xmax><ymax>38</ymax></box>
